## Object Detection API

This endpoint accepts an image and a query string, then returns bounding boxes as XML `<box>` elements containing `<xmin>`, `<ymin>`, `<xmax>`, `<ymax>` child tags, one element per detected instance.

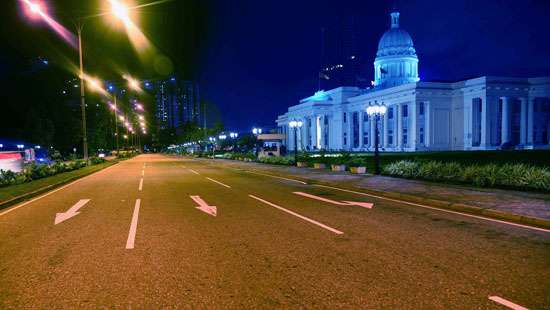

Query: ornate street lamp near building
<box><xmin>366</xmin><ymin>103</ymin><xmax>387</xmax><ymax>174</ymax></box>
<box><xmin>288</xmin><ymin>120</ymin><xmax>303</xmax><ymax>166</ymax></box>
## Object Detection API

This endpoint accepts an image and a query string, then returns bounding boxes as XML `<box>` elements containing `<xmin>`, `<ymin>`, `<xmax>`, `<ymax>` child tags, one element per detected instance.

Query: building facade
<box><xmin>151</xmin><ymin>77</ymin><xmax>201</xmax><ymax>131</ymax></box>
<box><xmin>277</xmin><ymin>11</ymin><xmax>550</xmax><ymax>152</ymax></box>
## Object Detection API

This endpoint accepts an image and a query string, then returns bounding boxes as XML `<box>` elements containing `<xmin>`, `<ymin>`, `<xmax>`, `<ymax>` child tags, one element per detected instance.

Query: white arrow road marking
<box><xmin>206</xmin><ymin>177</ymin><xmax>231</xmax><ymax>188</ymax></box>
<box><xmin>54</xmin><ymin>199</ymin><xmax>91</xmax><ymax>225</ymax></box>
<box><xmin>126</xmin><ymin>199</ymin><xmax>141</xmax><ymax>249</ymax></box>
<box><xmin>489</xmin><ymin>296</ymin><xmax>529</xmax><ymax>310</ymax></box>
<box><xmin>293</xmin><ymin>192</ymin><xmax>373</xmax><ymax>209</ymax></box>
<box><xmin>189</xmin><ymin>169</ymin><xmax>200</xmax><ymax>175</ymax></box>
<box><xmin>249</xmin><ymin>195</ymin><xmax>343</xmax><ymax>235</ymax></box>
<box><xmin>190</xmin><ymin>195</ymin><xmax>217</xmax><ymax>216</ymax></box>
<box><xmin>138</xmin><ymin>178</ymin><xmax>143</xmax><ymax>191</ymax></box>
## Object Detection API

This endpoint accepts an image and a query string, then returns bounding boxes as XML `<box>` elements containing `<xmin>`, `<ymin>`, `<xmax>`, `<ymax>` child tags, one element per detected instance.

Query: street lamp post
<box><xmin>288</xmin><ymin>120</ymin><xmax>303</xmax><ymax>165</ymax></box>
<box><xmin>76</xmin><ymin>25</ymin><xmax>89</xmax><ymax>161</ymax></box>
<box><xmin>366</xmin><ymin>103</ymin><xmax>387</xmax><ymax>175</ymax></box>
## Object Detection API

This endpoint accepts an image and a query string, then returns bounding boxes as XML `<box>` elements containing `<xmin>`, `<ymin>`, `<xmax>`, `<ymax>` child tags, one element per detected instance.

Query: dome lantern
<box><xmin>373</xmin><ymin>11</ymin><xmax>420</xmax><ymax>88</ymax></box>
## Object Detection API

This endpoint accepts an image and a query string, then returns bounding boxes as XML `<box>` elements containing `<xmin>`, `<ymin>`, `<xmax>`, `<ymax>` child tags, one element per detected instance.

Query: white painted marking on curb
<box><xmin>126</xmin><ymin>199</ymin><xmax>141</xmax><ymax>249</ymax></box>
<box><xmin>489</xmin><ymin>296</ymin><xmax>529</xmax><ymax>310</ymax></box>
<box><xmin>314</xmin><ymin>184</ymin><xmax>550</xmax><ymax>233</ymax></box>
<box><xmin>248</xmin><ymin>194</ymin><xmax>343</xmax><ymax>235</ymax></box>
<box><xmin>138</xmin><ymin>178</ymin><xmax>143</xmax><ymax>191</ymax></box>
<box><xmin>189</xmin><ymin>169</ymin><xmax>200</xmax><ymax>175</ymax></box>
<box><xmin>206</xmin><ymin>177</ymin><xmax>231</xmax><ymax>188</ymax></box>
<box><xmin>0</xmin><ymin>163</ymin><xmax>118</xmax><ymax>218</ymax></box>
<box><xmin>237</xmin><ymin>169</ymin><xmax>307</xmax><ymax>185</ymax></box>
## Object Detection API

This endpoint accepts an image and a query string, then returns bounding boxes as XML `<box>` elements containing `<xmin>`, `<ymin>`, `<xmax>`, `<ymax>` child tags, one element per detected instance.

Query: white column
<box><xmin>383</xmin><ymin>110</ymin><xmax>389</xmax><ymax>149</ymax></box>
<box><xmin>519</xmin><ymin>98</ymin><xmax>527</xmax><ymax>145</ymax></box>
<box><xmin>480</xmin><ymin>98</ymin><xmax>489</xmax><ymax>147</ymax></box>
<box><xmin>410</xmin><ymin>102</ymin><xmax>417</xmax><ymax>150</ymax></box>
<box><xmin>358</xmin><ymin>112</ymin><xmax>364</xmax><ymax>149</ymax></box>
<box><xmin>425</xmin><ymin>101</ymin><xmax>430</xmax><ymax>147</ymax></box>
<box><xmin>501</xmin><ymin>97</ymin><xmax>510</xmax><ymax>145</ymax></box>
<box><xmin>396</xmin><ymin>104</ymin><xmax>402</xmax><ymax>150</ymax></box>
<box><xmin>527</xmin><ymin>98</ymin><xmax>534</xmax><ymax>145</ymax></box>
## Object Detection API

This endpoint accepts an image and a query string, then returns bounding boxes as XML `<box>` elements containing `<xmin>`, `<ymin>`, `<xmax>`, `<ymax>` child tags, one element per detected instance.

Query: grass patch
<box><xmin>0</xmin><ymin>161</ymin><xmax>116</xmax><ymax>204</ymax></box>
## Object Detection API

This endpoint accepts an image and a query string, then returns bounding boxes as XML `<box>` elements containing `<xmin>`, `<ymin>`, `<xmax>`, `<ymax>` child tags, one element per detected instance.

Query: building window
<box><xmin>363</xmin><ymin>131</ymin><xmax>369</xmax><ymax>146</ymax></box>
<box><xmin>403</xmin><ymin>128</ymin><xmax>408</xmax><ymax>145</ymax></box>
<box><xmin>388</xmin><ymin>107</ymin><xmax>394</xmax><ymax>119</ymax></box>
<box><xmin>419</xmin><ymin>127</ymin><xmax>424</xmax><ymax>144</ymax></box>
<box><xmin>388</xmin><ymin>129</ymin><xmax>393</xmax><ymax>145</ymax></box>
<box><xmin>363</xmin><ymin>112</ymin><xmax>369</xmax><ymax>123</ymax></box>
<box><xmin>419</xmin><ymin>102</ymin><xmax>424</xmax><ymax>115</ymax></box>
<box><xmin>343</xmin><ymin>132</ymin><xmax>347</xmax><ymax>145</ymax></box>
<box><xmin>343</xmin><ymin>112</ymin><xmax>347</xmax><ymax>123</ymax></box>
<box><xmin>402</xmin><ymin>105</ymin><xmax>408</xmax><ymax>117</ymax></box>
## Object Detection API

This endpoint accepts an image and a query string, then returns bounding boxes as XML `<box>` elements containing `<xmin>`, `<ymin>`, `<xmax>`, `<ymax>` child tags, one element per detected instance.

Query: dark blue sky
<box><xmin>199</xmin><ymin>0</ymin><xmax>550</xmax><ymax>131</ymax></box>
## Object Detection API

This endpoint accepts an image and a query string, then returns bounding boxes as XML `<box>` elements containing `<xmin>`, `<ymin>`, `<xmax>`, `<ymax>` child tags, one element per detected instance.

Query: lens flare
<box><xmin>20</xmin><ymin>0</ymin><xmax>77</xmax><ymax>48</ymax></box>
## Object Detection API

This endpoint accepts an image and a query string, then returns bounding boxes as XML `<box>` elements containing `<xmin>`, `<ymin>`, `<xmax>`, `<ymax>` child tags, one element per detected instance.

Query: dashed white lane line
<box><xmin>126</xmin><ymin>199</ymin><xmax>141</xmax><ymax>250</ymax></box>
<box><xmin>138</xmin><ymin>178</ymin><xmax>143</xmax><ymax>191</ymax></box>
<box><xmin>141</xmin><ymin>169</ymin><xmax>145</xmax><ymax>176</ymax></box>
<box><xmin>206</xmin><ymin>177</ymin><xmax>231</xmax><ymax>188</ymax></box>
<box><xmin>0</xmin><ymin>163</ymin><xmax>119</xmax><ymax>218</ymax></box>
<box><xmin>189</xmin><ymin>169</ymin><xmax>200</xmax><ymax>175</ymax></box>
<box><xmin>236</xmin><ymin>169</ymin><xmax>307</xmax><ymax>185</ymax></box>
<box><xmin>488</xmin><ymin>296</ymin><xmax>529</xmax><ymax>310</ymax></box>
<box><xmin>248</xmin><ymin>194</ymin><xmax>343</xmax><ymax>235</ymax></box>
<box><xmin>314</xmin><ymin>184</ymin><xmax>550</xmax><ymax>234</ymax></box>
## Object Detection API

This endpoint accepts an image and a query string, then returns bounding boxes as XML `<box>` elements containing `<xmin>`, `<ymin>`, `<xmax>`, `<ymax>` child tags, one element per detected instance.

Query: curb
<box><xmin>218</xmin><ymin>160</ymin><xmax>550</xmax><ymax>231</ymax></box>
<box><xmin>0</xmin><ymin>161</ymin><xmax>118</xmax><ymax>211</ymax></box>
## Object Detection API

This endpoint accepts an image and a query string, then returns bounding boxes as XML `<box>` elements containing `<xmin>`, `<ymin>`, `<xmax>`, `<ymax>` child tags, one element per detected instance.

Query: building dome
<box><xmin>373</xmin><ymin>12</ymin><xmax>419</xmax><ymax>88</ymax></box>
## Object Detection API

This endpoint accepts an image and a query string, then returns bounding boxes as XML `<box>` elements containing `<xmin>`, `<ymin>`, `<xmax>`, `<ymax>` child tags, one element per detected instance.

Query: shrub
<box><xmin>258</xmin><ymin>156</ymin><xmax>294</xmax><ymax>166</ymax></box>
<box><xmin>383</xmin><ymin>160</ymin><xmax>550</xmax><ymax>192</ymax></box>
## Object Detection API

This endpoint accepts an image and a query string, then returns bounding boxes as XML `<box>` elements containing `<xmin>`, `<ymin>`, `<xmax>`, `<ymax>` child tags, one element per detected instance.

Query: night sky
<box><xmin>1</xmin><ymin>0</ymin><xmax>550</xmax><ymax>133</ymax></box>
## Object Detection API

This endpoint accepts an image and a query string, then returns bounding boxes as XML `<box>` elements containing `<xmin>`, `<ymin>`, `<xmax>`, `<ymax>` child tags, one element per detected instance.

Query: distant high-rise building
<box><xmin>147</xmin><ymin>77</ymin><xmax>201</xmax><ymax>131</ymax></box>
<box><xmin>320</xmin><ymin>16</ymin><xmax>363</xmax><ymax>90</ymax></box>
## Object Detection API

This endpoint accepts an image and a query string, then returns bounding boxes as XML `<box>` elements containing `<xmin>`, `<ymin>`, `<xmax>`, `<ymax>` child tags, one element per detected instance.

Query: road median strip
<box><xmin>0</xmin><ymin>161</ymin><xmax>119</xmax><ymax>213</ymax></box>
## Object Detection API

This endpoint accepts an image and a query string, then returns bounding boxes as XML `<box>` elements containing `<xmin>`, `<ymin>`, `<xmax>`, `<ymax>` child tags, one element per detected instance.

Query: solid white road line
<box><xmin>126</xmin><ymin>199</ymin><xmax>141</xmax><ymax>249</ymax></box>
<box><xmin>0</xmin><ymin>163</ymin><xmax>118</xmax><ymax>218</ymax></box>
<box><xmin>314</xmin><ymin>184</ymin><xmax>550</xmax><ymax>233</ymax></box>
<box><xmin>138</xmin><ymin>178</ymin><xmax>143</xmax><ymax>191</ymax></box>
<box><xmin>237</xmin><ymin>169</ymin><xmax>307</xmax><ymax>185</ymax></box>
<box><xmin>248</xmin><ymin>194</ymin><xmax>343</xmax><ymax>235</ymax></box>
<box><xmin>488</xmin><ymin>296</ymin><xmax>529</xmax><ymax>310</ymax></box>
<box><xmin>189</xmin><ymin>169</ymin><xmax>200</xmax><ymax>175</ymax></box>
<box><xmin>206</xmin><ymin>177</ymin><xmax>231</xmax><ymax>188</ymax></box>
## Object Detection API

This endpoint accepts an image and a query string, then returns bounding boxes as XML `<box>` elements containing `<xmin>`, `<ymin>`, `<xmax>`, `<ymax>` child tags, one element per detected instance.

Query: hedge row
<box><xmin>0</xmin><ymin>157</ymin><xmax>105</xmax><ymax>187</ymax></box>
<box><xmin>383</xmin><ymin>160</ymin><xmax>550</xmax><ymax>192</ymax></box>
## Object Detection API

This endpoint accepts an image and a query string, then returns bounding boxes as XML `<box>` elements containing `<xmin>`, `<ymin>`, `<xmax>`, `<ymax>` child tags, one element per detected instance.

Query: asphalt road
<box><xmin>0</xmin><ymin>154</ymin><xmax>548</xmax><ymax>309</ymax></box>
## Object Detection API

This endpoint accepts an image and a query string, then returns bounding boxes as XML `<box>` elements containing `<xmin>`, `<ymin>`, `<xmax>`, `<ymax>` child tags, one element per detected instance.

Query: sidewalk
<box><xmin>213</xmin><ymin>159</ymin><xmax>550</xmax><ymax>224</ymax></box>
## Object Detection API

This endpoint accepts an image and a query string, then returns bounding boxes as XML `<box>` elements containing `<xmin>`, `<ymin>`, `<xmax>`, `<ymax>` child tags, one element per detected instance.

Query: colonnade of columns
<box><xmin>498</xmin><ymin>97</ymin><xmax>539</xmax><ymax>147</ymax></box>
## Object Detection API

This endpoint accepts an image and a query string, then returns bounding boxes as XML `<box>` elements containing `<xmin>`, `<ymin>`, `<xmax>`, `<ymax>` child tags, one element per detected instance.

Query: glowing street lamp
<box><xmin>366</xmin><ymin>103</ymin><xmax>387</xmax><ymax>175</ymax></box>
<box><xmin>252</xmin><ymin>128</ymin><xmax>262</xmax><ymax>135</ymax></box>
<box><xmin>289</xmin><ymin>120</ymin><xmax>303</xmax><ymax>165</ymax></box>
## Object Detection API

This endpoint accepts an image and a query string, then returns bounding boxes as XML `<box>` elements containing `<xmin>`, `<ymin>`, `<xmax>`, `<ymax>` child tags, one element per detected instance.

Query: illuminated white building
<box><xmin>276</xmin><ymin>11</ymin><xmax>550</xmax><ymax>152</ymax></box>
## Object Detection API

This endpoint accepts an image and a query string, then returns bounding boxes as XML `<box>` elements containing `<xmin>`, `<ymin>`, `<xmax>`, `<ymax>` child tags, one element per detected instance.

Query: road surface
<box><xmin>0</xmin><ymin>154</ymin><xmax>548</xmax><ymax>308</ymax></box>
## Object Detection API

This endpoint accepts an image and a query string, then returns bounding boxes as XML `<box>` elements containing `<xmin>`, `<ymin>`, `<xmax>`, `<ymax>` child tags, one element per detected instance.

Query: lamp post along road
<box><xmin>366</xmin><ymin>104</ymin><xmax>387</xmax><ymax>175</ymax></box>
<box><xmin>77</xmin><ymin>25</ymin><xmax>88</xmax><ymax>161</ymax></box>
